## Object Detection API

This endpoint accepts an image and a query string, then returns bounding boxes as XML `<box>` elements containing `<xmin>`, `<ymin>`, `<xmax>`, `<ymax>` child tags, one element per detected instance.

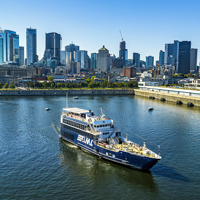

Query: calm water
<box><xmin>0</xmin><ymin>95</ymin><xmax>200</xmax><ymax>200</ymax></box>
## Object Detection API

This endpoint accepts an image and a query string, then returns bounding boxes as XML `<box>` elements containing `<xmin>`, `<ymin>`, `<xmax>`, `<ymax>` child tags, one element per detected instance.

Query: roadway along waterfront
<box><xmin>0</xmin><ymin>95</ymin><xmax>200</xmax><ymax>199</ymax></box>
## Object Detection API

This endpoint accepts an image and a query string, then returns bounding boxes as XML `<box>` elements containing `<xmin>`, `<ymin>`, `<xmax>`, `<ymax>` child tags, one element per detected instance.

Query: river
<box><xmin>0</xmin><ymin>95</ymin><xmax>200</xmax><ymax>199</ymax></box>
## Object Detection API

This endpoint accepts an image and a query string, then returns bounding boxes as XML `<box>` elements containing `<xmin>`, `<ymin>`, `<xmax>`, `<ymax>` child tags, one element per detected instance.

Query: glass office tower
<box><xmin>91</xmin><ymin>53</ymin><xmax>97</xmax><ymax>69</ymax></box>
<box><xmin>26</xmin><ymin>28</ymin><xmax>37</xmax><ymax>65</ymax></box>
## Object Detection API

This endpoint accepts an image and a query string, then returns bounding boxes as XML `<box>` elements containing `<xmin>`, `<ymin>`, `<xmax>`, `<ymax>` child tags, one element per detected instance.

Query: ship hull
<box><xmin>60</xmin><ymin>126</ymin><xmax>160</xmax><ymax>171</ymax></box>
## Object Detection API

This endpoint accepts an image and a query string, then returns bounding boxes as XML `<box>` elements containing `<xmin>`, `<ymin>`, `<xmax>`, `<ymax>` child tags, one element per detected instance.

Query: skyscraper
<box><xmin>146</xmin><ymin>56</ymin><xmax>154</xmax><ymax>67</ymax></box>
<box><xmin>75</xmin><ymin>50</ymin><xmax>88</xmax><ymax>69</ymax></box>
<box><xmin>26</xmin><ymin>28</ymin><xmax>37</xmax><ymax>65</ymax></box>
<box><xmin>178</xmin><ymin>41</ymin><xmax>191</xmax><ymax>74</ymax></box>
<box><xmin>0</xmin><ymin>37</ymin><xmax>3</xmax><ymax>64</ymax></box>
<box><xmin>119</xmin><ymin>41</ymin><xmax>128</xmax><ymax>65</ymax></box>
<box><xmin>19</xmin><ymin>46</ymin><xmax>24</xmax><ymax>66</ymax></box>
<box><xmin>60</xmin><ymin>51</ymin><xmax>66</xmax><ymax>65</ymax></box>
<box><xmin>159</xmin><ymin>50</ymin><xmax>164</xmax><ymax>66</ymax></box>
<box><xmin>65</xmin><ymin>43</ymin><xmax>79</xmax><ymax>67</ymax></box>
<box><xmin>173</xmin><ymin>40</ymin><xmax>179</xmax><ymax>72</ymax></box>
<box><xmin>91</xmin><ymin>53</ymin><xmax>97</xmax><ymax>70</ymax></box>
<box><xmin>133</xmin><ymin>53</ymin><xmax>140</xmax><ymax>67</ymax></box>
<box><xmin>0</xmin><ymin>30</ymin><xmax>19</xmax><ymax>64</ymax></box>
<box><xmin>96</xmin><ymin>45</ymin><xmax>110</xmax><ymax>72</ymax></box>
<box><xmin>190</xmin><ymin>48</ymin><xmax>198</xmax><ymax>71</ymax></box>
<box><xmin>164</xmin><ymin>44</ymin><xmax>174</xmax><ymax>65</ymax></box>
<box><xmin>44</xmin><ymin>32</ymin><xmax>62</xmax><ymax>62</ymax></box>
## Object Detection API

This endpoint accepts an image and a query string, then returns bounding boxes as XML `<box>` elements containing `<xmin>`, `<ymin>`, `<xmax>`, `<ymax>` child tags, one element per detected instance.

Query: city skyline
<box><xmin>0</xmin><ymin>0</ymin><xmax>200</xmax><ymax>63</ymax></box>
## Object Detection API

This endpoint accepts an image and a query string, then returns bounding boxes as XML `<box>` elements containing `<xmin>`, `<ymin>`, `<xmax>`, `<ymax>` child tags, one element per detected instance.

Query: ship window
<box><xmin>94</xmin><ymin>125</ymin><xmax>96</xmax><ymax>128</ymax></box>
<box><xmin>103</xmin><ymin>132</ymin><xmax>109</xmax><ymax>135</ymax></box>
<box><xmin>100</xmin><ymin>125</ymin><xmax>102</xmax><ymax>127</ymax></box>
<box><xmin>97</xmin><ymin>126</ymin><xmax>99</xmax><ymax>128</ymax></box>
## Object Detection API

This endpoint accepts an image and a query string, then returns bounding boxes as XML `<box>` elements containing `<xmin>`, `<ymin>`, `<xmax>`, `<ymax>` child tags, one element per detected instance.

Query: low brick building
<box><xmin>122</xmin><ymin>66</ymin><xmax>136</xmax><ymax>78</ymax></box>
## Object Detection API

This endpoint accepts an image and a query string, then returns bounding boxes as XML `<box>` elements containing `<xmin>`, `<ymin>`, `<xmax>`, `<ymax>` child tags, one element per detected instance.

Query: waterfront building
<box><xmin>190</xmin><ymin>48</ymin><xmax>198</xmax><ymax>71</ymax></box>
<box><xmin>133</xmin><ymin>53</ymin><xmax>140</xmax><ymax>67</ymax></box>
<box><xmin>26</xmin><ymin>28</ymin><xmax>37</xmax><ymax>65</ymax></box>
<box><xmin>91</xmin><ymin>53</ymin><xmax>97</xmax><ymax>70</ymax></box>
<box><xmin>178</xmin><ymin>41</ymin><xmax>191</xmax><ymax>74</ymax></box>
<box><xmin>75</xmin><ymin>50</ymin><xmax>88</xmax><ymax>69</ymax></box>
<box><xmin>96</xmin><ymin>45</ymin><xmax>110</xmax><ymax>72</ymax></box>
<box><xmin>60</xmin><ymin>51</ymin><xmax>66</xmax><ymax>65</ymax></box>
<box><xmin>19</xmin><ymin>46</ymin><xmax>24</xmax><ymax>66</ymax></box>
<box><xmin>146</xmin><ymin>56</ymin><xmax>154</xmax><ymax>67</ymax></box>
<box><xmin>119</xmin><ymin>40</ymin><xmax>128</xmax><ymax>65</ymax></box>
<box><xmin>65</xmin><ymin>43</ymin><xmax>79</xmax><ymax>67</ymax></box>
<box><xmin>159</xmin><ymin>50</ymin><xmax>164</xmax><ymax>66</ymax></box>
<box><xmin>44</xmin><ymin>32</ymin><xmax>62</xmax><ymax>63</ymax></box>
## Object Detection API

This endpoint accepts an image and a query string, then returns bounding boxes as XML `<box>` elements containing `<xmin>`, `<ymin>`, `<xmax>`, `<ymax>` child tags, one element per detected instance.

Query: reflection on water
<box><xmin>59</xmin><ymin>140</ymin><xmax>158</xmax><ymax>192</ymax></box>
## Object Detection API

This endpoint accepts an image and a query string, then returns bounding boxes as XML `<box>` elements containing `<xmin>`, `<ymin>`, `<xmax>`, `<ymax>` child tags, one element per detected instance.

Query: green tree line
<box><xmin>0</xmin><ymin>83</ymin><xmax>15</xmax><ymax>89</ymax></box>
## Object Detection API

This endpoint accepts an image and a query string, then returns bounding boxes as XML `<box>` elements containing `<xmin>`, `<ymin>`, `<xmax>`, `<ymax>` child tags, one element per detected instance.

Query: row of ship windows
<box><xmin>61</xmin><ymin>130</ymin><xmax>74</xmax><ymax>141</ymax></box>
<box><xmin>61</xmin><ymin>124</ymin><xmax>94</xmax><ymax>139</ymax></box>
<box><xmin>63</xmin><ymin>119</ymin><xmax>87</xmax><ymax>130</ymax></box>
<box><xmin>94</xmin><ymin>124</ymin><xmax>111</xmax><ymax>128</ymax></box>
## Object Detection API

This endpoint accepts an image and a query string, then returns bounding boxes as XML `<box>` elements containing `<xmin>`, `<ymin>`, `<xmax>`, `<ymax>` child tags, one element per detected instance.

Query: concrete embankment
<box><xmin>134</xmin><ymin>89</ymin><xmax>200</xmax><ymax>107</ymax></box>
<box><xmin>0</xmin><ymin>89</ymin><xmax>134</xmax><ymax>96</ymax></box>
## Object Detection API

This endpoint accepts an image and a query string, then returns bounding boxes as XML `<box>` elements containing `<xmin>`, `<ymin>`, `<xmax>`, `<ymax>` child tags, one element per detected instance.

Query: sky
<box><xmin>1</xmin><ymin>0</ymin><xmax>200</xmax><ymax>63</ymax></box>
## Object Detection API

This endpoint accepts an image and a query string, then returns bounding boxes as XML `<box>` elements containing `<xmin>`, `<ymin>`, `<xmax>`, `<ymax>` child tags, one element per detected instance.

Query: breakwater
<box><xmin>134</xmin><ymin>89</ymin><xmax>200</xmax><ymax>107</ymax></box>
<box><xmin>0</xmin><ymin>89</ymin><xmax>134</xmax><ymax>96</ymax></box>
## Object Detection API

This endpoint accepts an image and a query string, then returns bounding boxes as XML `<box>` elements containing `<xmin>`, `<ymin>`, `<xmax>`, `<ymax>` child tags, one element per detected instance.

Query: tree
<box><xmin>88</xmin><ymin>82</ymin><xmax>95</xmax><ymax>88</ymax></box>
<box><xmin>43</xmin><ymin>81</ymin><xmax>48</xmax><ymax>88</ymax></box>
<box><xmin>48</xmin><ymin>75</ymin><xmax>54</xmax><ymax>82</ymax></box>
<box><xmin>117</xmin><ymin>82</ymin><xmax>124</xmax><ymax>88</ymax></box>
<box><xmin>107</xmin><ymin>82</ymin><xmax>112</xmax><ymax>88</ymax></box>
<box><xmin>9</xmin><ymin>84</ymin><xmax>15</xmax><ymax>89</ymax></box>
<box><xmin>0</xmin><ymin>83</ymin><xmax>2</xmax><ymax>89</ymax></box>
<box><xmin>56</xmin><ymin>83</ymin><xmax>61</xmax><ymax>88</ymax></box>
<box><xmin>95</xmin><ymin>82</ymin><xmax>101</xmax><ymax>88</ymax></box>
<box><xmin>4</xmin><ymin>83</ymin><xmax>8</xmax><ymax>88</ymax></box>
<box><xmin>112</xmin><ymin>82</ymin><xmax>118</xmax><ymax>88</ymax></box>
<box><xmin>102</xmin><ymin>80</ymin><xmax>108</xmax><ymax>88</ymax></box>
<box><xmin>91</xmin><ymin>76</ymin><xmax>96</xmax><ymax>82</ymax></box>
<box><xmin>50</xmin><ymin>83</ymin><xmax>55</xmax><ymax>88</ymax></box>
<box><xmin>86</xmin><ymin>78</ymin><xmax>91</xmax><ymax>83</ymax></box>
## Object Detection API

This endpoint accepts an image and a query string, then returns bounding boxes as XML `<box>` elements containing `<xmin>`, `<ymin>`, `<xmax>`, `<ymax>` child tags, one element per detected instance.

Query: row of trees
<box><xmin>173</xmin><ymin>73</ymin><xmax>198</xmax><ymax>79</ymax></box>
<box><xmin>27</xmin><ymin>80</ymin><xmax>138</xmax><ymax>89</ymax></box>
<box><xmin>0</xmin><ymin>83</ymin><xmax>15</xmax><ymax>89</ymax></box>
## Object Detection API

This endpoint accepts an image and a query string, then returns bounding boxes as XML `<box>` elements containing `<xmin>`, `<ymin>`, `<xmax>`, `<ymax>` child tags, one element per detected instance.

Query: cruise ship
<box><xmin>60</xmin><ymin>107</ymin><xmax>162</xmax><ymax>170</ymax></box>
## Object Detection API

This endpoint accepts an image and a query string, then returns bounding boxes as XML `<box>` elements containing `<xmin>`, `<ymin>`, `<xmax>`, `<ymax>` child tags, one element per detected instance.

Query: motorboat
<box><xmin>148</xmin><ymin>107</ymin><xmax>154</xmax><ymax>111</ymax></box>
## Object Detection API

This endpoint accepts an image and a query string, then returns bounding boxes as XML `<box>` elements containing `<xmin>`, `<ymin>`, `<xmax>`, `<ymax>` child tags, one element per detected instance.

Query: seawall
<box><xmin>134</xmin><ymin>89</ymin><xmax>200</xmax><ymax>107</ymax></box>
<box><xmin>0</xmin><ymin>89</ymin><xmax>134</xmax><ymax>96</ymax></box>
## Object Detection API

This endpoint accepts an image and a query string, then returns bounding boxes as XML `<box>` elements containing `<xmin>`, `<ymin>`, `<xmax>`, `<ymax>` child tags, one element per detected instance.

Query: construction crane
<box><xmin>119</xmin><ymin>30</ymin><xmax>123</xmax><ymax>41</ymax></box>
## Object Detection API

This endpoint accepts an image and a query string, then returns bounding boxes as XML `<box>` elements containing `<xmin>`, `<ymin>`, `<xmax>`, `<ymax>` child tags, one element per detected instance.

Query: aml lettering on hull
<box><xmin>77</xmin><ymin>135</ymin><xmax>93</xmax><ymax>147</ymax></box>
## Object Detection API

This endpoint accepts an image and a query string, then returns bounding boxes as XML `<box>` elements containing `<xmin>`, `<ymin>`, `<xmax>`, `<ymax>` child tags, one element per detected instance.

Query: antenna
<box><xmin>119</xmin><ymin>30</ymin><xmax>123</xmax><ymax>41</ymax></box>
<box><xmin>100</xmin><ymin>107</ymin><xmax>105</xmax><ymax>119</ymax></box>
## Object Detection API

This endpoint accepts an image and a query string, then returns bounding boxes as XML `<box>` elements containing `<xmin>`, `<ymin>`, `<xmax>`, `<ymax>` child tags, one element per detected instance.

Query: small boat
<box><xmin>148</xmin><ymin>107</ymin><xmax>154</xmax><ymax>111</ymax></box>
<box><xmin>46</xmin><ymin>108</ymin><xmax>50</xmax><ymax>111</ymax></box>
<box><xmin>74</xmin><ymin>96</ymin><xmax>79</xmax><ymax>99</ymax></box>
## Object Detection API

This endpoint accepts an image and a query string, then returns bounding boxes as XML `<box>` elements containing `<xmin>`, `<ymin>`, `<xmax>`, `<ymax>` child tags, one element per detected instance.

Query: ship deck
<box><xmin>97</xmin><ymin>142</ymin><xmax>159</xmax><ymax>158</ymax></box>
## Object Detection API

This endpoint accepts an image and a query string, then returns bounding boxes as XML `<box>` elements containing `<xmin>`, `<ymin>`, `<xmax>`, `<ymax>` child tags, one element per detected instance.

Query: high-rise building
<box><xmin>96</xmin><ymin>45</ymin><xmax>110</xmax><ymax>72</ymax></box>
<box><xmin>173</xmin><ymin>40</ymin><xmax>179</xmax><ymax>72</ymax></box>
<box><xmin>65</xmin><ymin>43</ymin><xmax>79</xmax><ymax>67</ymax></box>
<box><xmin>133</xmin><ymin>53</ymin><xmax>140</xmax><ymax>67</ymax></box>
<box><xmin>0</xmin><ymin>30</ymin><xmax>19</xmax><ymax>64</ymax></box>
<box><xmin>146</xmin><ymin>56</ymin><xmax>154</xmax><ymax>67</ymax></box>
<box><xmin>164</xmin><ymin>44</ymin><xmax>174</xmax><ymax>65</ymax></box>
<box><xmin>119</xmin><ymin>41</ymin><xmax>128</xmax><ymax>65</ymax></box>
<box><xmin>19</xmin><ymin>46</ymin><xmax>24</xmax><ymax>66</ymax></box>
<box><xmin>26</xmin><ymin>28</ymin><xmax>37</xmax><ymax>65</ymax></box>
<box><xmin>0</xmin><ymin>37</ymin><xmax>3</xmax><ymax>64</ymax></box>
<box><xmin>190</xmin><ymin>48</ymin><xmax>198</xmax><ymax>71</ymax></box>
<box><xmin>91</xmin><ymin>53</ymin><xmax>97</xmax><ymax>70</ymax></box>
<box><xmin>75</xmin><ymin>50</ymin><xmax>88</xmax><ymax>69</ymax></box>
<box><xmin>178</xmin><ymin>41</ymin><xmax>191</xmax><ymax>74</ymax></box>
<box><xmin>44</xmin><ymin>32</ymin><xmax>62</xmax><ymax>62</ymax></box>
<box><xmin>60</xmin><ymin>51</ymin><xmax>66</xmax><ymax>65</ymax></box>
<box><xmin>159</xmin><ymin>50</ymin><xmax>164</xmax><ymax>66</ymax></box>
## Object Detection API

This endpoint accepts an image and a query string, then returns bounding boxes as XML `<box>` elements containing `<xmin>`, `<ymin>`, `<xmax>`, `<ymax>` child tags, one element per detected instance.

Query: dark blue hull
<box><xmin>60</xmin><ymin>126</ymin><xmax>160</xmax><ymax>171</ymax></box>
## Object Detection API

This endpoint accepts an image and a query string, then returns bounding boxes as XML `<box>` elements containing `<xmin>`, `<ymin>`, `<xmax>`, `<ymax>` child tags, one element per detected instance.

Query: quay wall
<box><xmin>134</xmin><ymin>89</ymin><xmax>200</xmax><ymax>107</ymax></box>
<box><xmin>0</xmin><ymin>89</ymin><xmax>134</xmax><ymax>96</ymax></box>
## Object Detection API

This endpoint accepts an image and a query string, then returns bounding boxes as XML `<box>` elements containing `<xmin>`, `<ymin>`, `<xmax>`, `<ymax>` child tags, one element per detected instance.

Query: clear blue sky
<box><xmin>1</xmin><ymin>0</ymin><xmax>200</xmax><ymax>63</ymax></box>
